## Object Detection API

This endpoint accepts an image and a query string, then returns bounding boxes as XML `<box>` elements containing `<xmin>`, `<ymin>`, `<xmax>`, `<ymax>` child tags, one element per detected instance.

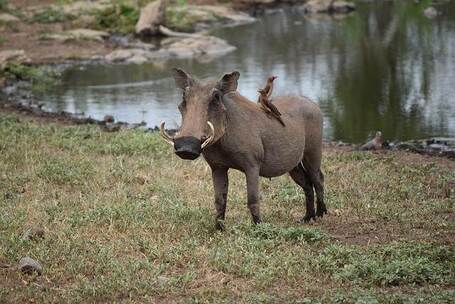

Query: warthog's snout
<box><xmin>174</xmin><ymin>136</ymin><xmax>201</xmax><ymax>160</ymax></box>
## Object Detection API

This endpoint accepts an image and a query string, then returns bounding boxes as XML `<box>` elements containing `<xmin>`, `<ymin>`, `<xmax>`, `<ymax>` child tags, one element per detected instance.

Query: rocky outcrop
<box><xmin>302</xmin><ymin>0</ymin><xmax>355</xmax><ymax>14</ymax></box>
<box><xmin>164</xmin><ymin>4</ymin><xmax>256</xmax><ymax>33</ymax></box>
<box><xmin>41</xmin><ymin>29</ymin><xmax>109</xmax><ymax>42</ymax></box>
<box><xmin>136</xmin><ymin>0</ymin><xmax>166</xmax><ymax>36</ymax></box>
<box><xmin>105</xmin><ymin>48</ymin><xmax>153</xmax><ymax>63</ymax></box>
<box><xmin>0</xmin><ymin>13</ymin><xmax>20</xmax><ymax>23</ymax></box>
<box><xmin>161</xmin><ymin>35</ymin><xmax>236</xmax><ymax>58</ymax></box>
<box><xmin>105</xmin><ymin>35</ymin><xmax>236</xmax><ymax>63</ymax></box>
<box><xmin>0</xmin><ymin>50</ymin><xmax>30</xmax><ymax>69</ymax></box>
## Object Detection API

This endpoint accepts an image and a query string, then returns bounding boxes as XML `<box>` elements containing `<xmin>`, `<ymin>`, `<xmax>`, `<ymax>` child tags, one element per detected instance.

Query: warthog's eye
<box><xmin>211</xmin><ymin>89</ymin><xmax>222</xmax><ymax>102</ymax></box>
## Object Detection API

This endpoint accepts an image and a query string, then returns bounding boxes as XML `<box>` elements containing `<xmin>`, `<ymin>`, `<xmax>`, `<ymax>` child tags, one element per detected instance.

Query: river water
<box><xmin>36</xmin><ymin>1</ymin><xmax>455</xmax><ymax>143</ymax></box>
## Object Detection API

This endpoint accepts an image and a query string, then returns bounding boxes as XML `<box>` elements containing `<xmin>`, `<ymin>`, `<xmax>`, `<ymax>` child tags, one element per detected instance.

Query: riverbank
<box><xmin>0</xmin><ymin>114</ymin><xmax>454</xmax><ymax>302</ymax></box>
<box><xmin>0</xmin><ymin>0</ymin><xmax>358</xmax><ymax>66</ymax></box>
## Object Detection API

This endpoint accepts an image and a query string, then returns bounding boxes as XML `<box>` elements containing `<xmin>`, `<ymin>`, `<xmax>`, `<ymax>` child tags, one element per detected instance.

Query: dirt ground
<box><xmin>1</xmin><ymin>0</ymin><xmax>113</xmax><ymax>64</ymax></box>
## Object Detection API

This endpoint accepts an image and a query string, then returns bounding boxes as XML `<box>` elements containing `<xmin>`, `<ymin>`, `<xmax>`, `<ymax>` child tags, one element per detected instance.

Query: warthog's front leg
<box><xmin>211</xmin><ymin>167</ymin><xmax>229</xmax><ymax>230</ymax></box>
<box><xmin>245</xmin><ymin>168</ymin><xmax>262</xmax><ymax>224</ymax></box>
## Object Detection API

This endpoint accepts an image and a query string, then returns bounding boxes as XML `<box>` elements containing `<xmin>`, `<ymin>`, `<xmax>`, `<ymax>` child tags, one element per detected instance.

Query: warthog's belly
<box><xmin>259</xmin><ymin>124</ymin><xmax>305</xmax><ymax>177</ymax></box>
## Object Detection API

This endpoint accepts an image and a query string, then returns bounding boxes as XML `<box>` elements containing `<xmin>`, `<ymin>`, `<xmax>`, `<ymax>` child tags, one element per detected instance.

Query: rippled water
<box><xmin>37</xmin><ymin>1</ymin><xmax>455</xmax><ymax>142</ymax></box>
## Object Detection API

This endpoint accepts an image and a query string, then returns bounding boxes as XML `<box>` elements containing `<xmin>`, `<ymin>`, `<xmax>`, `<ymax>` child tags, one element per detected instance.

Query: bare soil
<box><xmin>0</xmin><ymin>18</ymin><xmax>112</xmax><ymax>64</ymax></box>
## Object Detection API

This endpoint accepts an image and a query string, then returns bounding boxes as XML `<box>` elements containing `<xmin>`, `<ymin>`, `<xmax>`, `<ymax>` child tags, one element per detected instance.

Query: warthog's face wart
<box><xmin>160</xmin><ymin>68</ymin><xmax>239</xmax><ymax>160</ymax></box>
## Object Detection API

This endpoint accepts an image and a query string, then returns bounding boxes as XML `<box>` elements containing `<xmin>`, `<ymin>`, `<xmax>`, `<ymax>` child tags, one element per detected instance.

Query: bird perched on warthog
<box><xmin>160</xmin><ymin>68</ymin><xmax>326</xmax><ymax>229</ymax></box>
<box><xmin>257</xmin><ymin>76</ymin><xmax>285</xmax><ymax>126</ymax></box>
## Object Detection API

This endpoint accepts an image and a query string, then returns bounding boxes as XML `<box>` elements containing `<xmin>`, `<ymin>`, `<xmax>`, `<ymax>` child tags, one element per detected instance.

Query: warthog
<box><xmin>160</xmin><ymin>69</ymin><xmax>326</xmax><ymax>228</ymax></box>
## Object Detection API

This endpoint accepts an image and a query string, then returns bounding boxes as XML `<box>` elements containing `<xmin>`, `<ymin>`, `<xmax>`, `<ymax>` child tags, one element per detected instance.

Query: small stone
<box><xmin>103</xmin><ymin>115</ymin><xmax>115</xmax><ymax>123</ymax></box>
<box><xmin>22</xmin><ymin>227</ymin><xmax>45</xmax><ymax>241</ymax></box>
<box><xmin>19</xmin><ymin>257</ymin><xmax>43</xmax><ymax>275</ymax></box>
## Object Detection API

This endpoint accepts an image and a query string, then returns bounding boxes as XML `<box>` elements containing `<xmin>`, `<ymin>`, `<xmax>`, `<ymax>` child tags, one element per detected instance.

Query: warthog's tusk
<box><xmin>201</xmin><ymin>121</ymin><xmax>215</xmax><ymax>149</ymax></box>
<box><xmin>159</xmin><ymin>121</ymin><xmax>174</xmax><ymax>146</ymax></box>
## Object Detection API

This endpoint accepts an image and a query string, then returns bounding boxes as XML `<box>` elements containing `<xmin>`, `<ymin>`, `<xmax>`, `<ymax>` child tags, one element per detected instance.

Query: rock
<box><xmin>161</xmin><ymin>35</ymin><xmax>237</xmax><ymax>59</ymax></box>
<box><xmin>22</xmin><ymin>227</ymin><xmax>45</xmax><ymax>241</ymax></box>
<box><xmin>19</xmin><ymin>257</ymin><xmax>43</xmax><ymax>275</ymax></box>
<box><xmin>105</xmin><ymin>35</ymin><xmax>236</xmax><ymax>62</ymax></box>
<box><xmin>423</xmin><ymin>7</ymin><xmax>438</xmax><ymax>19</ymax></box>
<box><xmin>105</xmin><ymin>48</ymin><xmax>151</xmax><ymax>63</ymax></box>
<box><xmin>302</xmin><ymin>0</ymin><xmax>355</xmax><ymax>14</ymax></box>
<box><xmin>103</xmin><ymin>115</ymin><xmax>115</xmax><ymax>123</ymax></box>
<box><xmin>165</xmin><ymin>4</ymin><xmax>256</xmax><ymax>33</ymax></box>
<box><xmin>199</xmin><ymin>5</ymin><xmax>256</xmax><ymax>27</ymax></box>
<box><xmin>42</xmin><ymin>29</ymin><xmax>109</xmax><ymax>42</ymax></box>
<box><xmin>0</xmin><ymin>50</ymin><xmax>30</xmax><ymax>69</ymax></box>
<box><xmin>125</xmin><ymin>41</ymin><xmax>156</xmax><ymax>51</ymax></box>
<box><xmin>136</xmin><ymin>0</ymin><xmax>166</xmax><ymax>36</ymax></box>
<box><xmin>0</xmin><ymin>13</ymin><xmax>20</xmax><ymax>23</ymax></box>
<box><xmin>68</xmin><ymin>29</ymin><xmax>109</xmax><ymax>41</ymax></box>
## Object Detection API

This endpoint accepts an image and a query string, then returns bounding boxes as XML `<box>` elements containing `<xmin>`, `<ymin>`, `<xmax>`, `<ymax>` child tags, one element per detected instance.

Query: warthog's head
<box><xmin>160</xmin><ymin>68</ymin><xmax>240</xmax><ymax>160</ymax></box>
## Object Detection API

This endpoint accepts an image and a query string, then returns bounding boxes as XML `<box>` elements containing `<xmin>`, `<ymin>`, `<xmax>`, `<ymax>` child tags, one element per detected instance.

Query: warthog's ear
<box><xmin>218</xmin><ymin>71</ymin><xmax>240</xmax><ymax>94</ymax></box>
<box><xmin>172</xmin><ymin>68</ymin><xmax>194</xmax><ymax>89</ymax></box>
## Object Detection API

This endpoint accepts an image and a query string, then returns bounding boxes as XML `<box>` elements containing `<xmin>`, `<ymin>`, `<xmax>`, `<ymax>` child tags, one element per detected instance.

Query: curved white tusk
<box><xmin>201</xmin><ymin>121</ymin><xmax>215</xmax><ymax>149</ymax></box>
<box><xmin>159</xmin><ymin>121</ymin><xmax>174</xmax><ymax>146</ymax></box>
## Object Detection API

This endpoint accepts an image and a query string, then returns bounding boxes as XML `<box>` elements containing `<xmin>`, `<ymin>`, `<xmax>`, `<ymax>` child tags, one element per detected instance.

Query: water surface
<box><xmin>37</xmin><ymin>1</ymin><xmax>455</xmax><ymax>142</ymax></box>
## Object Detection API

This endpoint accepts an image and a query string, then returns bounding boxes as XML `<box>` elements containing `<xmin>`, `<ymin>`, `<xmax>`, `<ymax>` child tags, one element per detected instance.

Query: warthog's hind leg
<box><xmin>245</xmin><ymin>167</ymin><xmax>262</xmax><ymax>224</ymax></box>
<box><xmin>289</xmin><ymin>165</ymin><xmax>316</xmax><ymax>222</ymax></box>
<box><xmin>314</xmin><ymin>170</ymin><xmax>327</xmax><ymax>217</ymax></box>
<box><xmin>211</xmin><ymin>167</ymin><xmax>229</xmax><ymax>230</ymax></box>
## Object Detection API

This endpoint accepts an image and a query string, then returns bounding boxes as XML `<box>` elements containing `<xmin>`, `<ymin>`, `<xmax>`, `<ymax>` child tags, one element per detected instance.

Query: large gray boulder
<box><xmin>136</xmin><ymin>0</ymin><xmax>166</xmax><ymax>36</ymax></box>
<box><xmin>105</xmin><ymin>35</ymin><xmax>236</xmax><ymax>63</ymax></box>
<box><xmin>302</xmin><ymin>0</ymin><xmax>355</xmax><ymax>14</ymax></box>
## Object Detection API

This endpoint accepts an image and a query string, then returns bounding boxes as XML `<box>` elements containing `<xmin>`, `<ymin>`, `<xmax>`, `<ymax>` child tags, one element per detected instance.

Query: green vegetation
<box><xmin>165</xmin><ymin>5</ymin><xmax>218</xmax><ymax>32</ymax></box>
<box><xmin>92</xmin><ymin>3</ymin><xmax>139</xmax><ymax>34</ymax></box>
<box><xmin>0</xmin><ymin>116</ymin><xmax>454</xmax><ymax>302</ymax></box>
<box><xmin>1</xmin><ymin>63</ymin><xmax>60</xmax><ymax>93</ymax></box>
<box><xmin>0</xmin><ymin>0</ymin><xmax>7</xmax><ymax>11</ymax></box>
<box><xmin>32</xmin><ymin>7</ymin><xmax>75</xmax><ymax>23</ymax></box>
<box><xmin>315</xmin><ymin>243</ymin><xmax>454</xmax><ymax>286</ymax></box>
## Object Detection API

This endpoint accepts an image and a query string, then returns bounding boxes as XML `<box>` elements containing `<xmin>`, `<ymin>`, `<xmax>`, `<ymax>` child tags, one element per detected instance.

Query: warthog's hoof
<box><xmin>300</xmin><ymin>213</ymin><xmax>316</xmax><ymax>223</ymax></box>
<box><xmin>316</xmin><ymin>206</ymin><xmax>328</xmax><ymax>218</ymax></box>
<box><xmin>215</xmin><ymin>220</ymin><xmax>225</xmax><ymax>231</ymax></box>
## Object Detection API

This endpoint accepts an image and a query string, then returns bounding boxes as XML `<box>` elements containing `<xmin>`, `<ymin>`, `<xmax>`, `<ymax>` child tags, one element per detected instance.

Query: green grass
<box><xmin>1</xmin><ymin>62</ymin><xmax>60</xmax><ymax>93</ymax></box>
<box><xmin>31</xmin><ymin>7</ymin><xmax>75</xmax><ymax>23</ymax></box>
<box><xmin>91</xmin><ymin>3</ymin><xmax>139</xmax><ymax>34</ymax></box>
<box><xmin>0</xmin><ymin>0</ymin><xmax>7</xmax><ymax>11</ymax></box>
<box><xmin>0</xmin><ymin>115</ymin><xmax>454</xmax><ymax>303</ymax></box>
